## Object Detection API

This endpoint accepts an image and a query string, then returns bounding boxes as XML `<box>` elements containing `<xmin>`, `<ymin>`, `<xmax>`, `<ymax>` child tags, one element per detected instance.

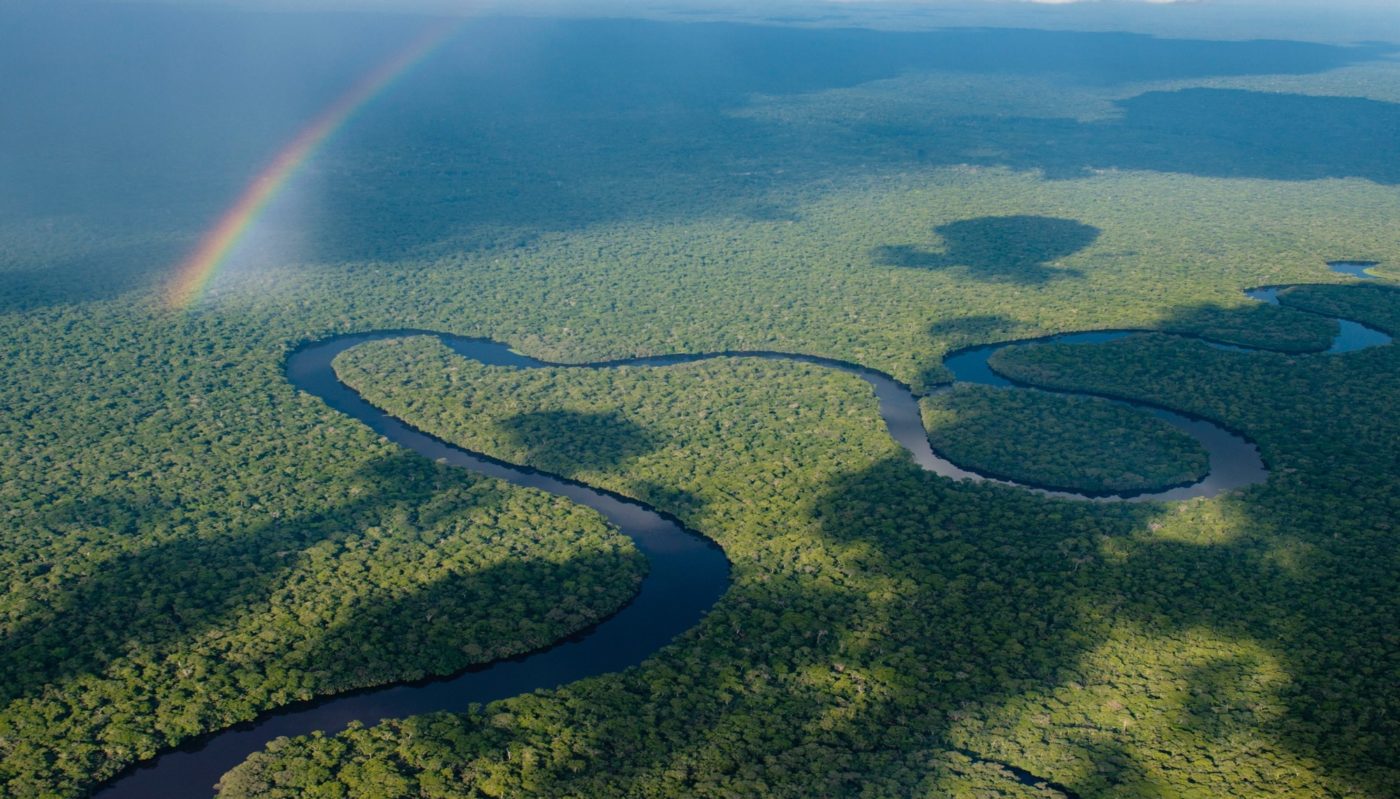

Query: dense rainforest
<box><xmin>220</xmin><ymin>289</ymin><xmax>1400</xmax><ymax>797</ymax></box>
<box><xmin>0</xmin><ymin>314</ymin><xmax>646</xmax><ymax>795</ymax></box>
<box><xmin>919</xmin><ymin>385</ymin><xmax>1209</xmax><ymax>494</ymax></box>
<box><xmin>1</xmin><ymin>6</ymin><xmax>1398</xmax><ymax>798</ymax></box>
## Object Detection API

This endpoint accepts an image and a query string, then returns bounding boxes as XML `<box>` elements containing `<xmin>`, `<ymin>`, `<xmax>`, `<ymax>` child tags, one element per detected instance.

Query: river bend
<box><xmin>96</xmin><ymin>267</ymin><xmax>1391</xmax><ymax>797</ymax></box>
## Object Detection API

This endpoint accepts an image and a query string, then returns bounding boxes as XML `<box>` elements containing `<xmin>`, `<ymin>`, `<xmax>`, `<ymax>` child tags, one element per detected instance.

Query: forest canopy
<box><xmin>1</xmin><ymin>7</ymin><xmax>1398</xmax><ymax>798</ymax></box>
<box><xmin>919</xmin><ymin>384</ymin><xmax>1210</xmax><ymax>495</ymax></box>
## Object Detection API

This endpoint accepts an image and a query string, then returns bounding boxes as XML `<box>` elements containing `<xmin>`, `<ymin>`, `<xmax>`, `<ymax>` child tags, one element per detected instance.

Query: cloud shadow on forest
<box><xmin>6</xmin><ymin>9</ymin><xmax>1396</xmax><ymax>277</ymax></box>
<box><xmin>879</xmin><ymin>285</ymin><xmax>1398</xmax><ymax>796</ymax></box>
<box><xmin>0</xmin><ymin>240</ymin><xmax>181</xmax><ymax>313</ymax></box>
<box><xmin>950</xmin><ymin>89</ymin><xmax>1400</xmax><ymax>185</ymax></box>
<box><xmin>496</xmin><ymin>410</ymin><xmax>661</xmax><ymax>479</ymax></box>
<box><xmin>876</xmin><ymin>216</ymin><xmax>1099</xmax><ymax>285</ymax></box>
<box><xmin>72</xmin><ymin>285</ymin><xmax>1400</xmax><ymax>796</ymax></box>
<box><xmin>635</xmin><ymin>283</ymin><xmax>1386</xmax><ymax>797</ymax></box>
<box><xmin>808</xmin><ymin>437</ymin><xmax>1395</xmax><ymax>797</ymax></box>
<box><xmin>0</xmin><ymin>454</ymin><xmax>503</xmax><ymax>704</ymax></box>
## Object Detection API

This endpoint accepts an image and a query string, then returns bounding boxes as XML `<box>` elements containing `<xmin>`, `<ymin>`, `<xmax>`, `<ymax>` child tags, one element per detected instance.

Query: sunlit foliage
<box><xmin>1</xmin><ymin>10</ymin><xmax>1398</xmax><ymax>798</ymax></box>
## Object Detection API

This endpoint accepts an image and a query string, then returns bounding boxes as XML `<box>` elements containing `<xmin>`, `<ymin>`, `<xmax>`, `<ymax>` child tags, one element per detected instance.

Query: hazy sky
<box><xmin>82</xmin><ymin>0</ymin><xmax>1400</xmax><ymax>10</ymax></box>
<box><xmin>74</xmin><ymin>0</ymin><xmax>1390</xmax><ymax>45</ymax></box>
<box><xmin>0</xmin><ymin>0</ymin><xmax>1382</xmax><ymax>52</ymax></box>
<box><xmin>73</xmin><ymin>0</ymin><xmax>1400</xmax><ymax>38</ymax></box>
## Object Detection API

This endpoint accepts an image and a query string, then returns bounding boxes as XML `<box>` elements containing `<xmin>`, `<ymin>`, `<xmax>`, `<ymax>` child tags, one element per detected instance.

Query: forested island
<box><xmin>2</xmin><ymin>4</ymin><xmax>1399</xmax><ymax>798</ymax></box>
<box><xmin>920</xmin><ymin>385</ymin><xmax>1209</xmax><ymax>495</ymax></box>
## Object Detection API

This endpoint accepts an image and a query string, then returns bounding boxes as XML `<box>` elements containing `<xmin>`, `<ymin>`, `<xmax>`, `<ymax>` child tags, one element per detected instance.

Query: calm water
<box><xmin>940</xmin><ymin>329</ymin><xmax>1265</xmax><ymax>502</ymax></box>
<box><xmin>97</xmin><ymin>262</ymin><xmax>1390</xmax><ymax>797</ymax></box>
<box><xmin>1244</xmin><ymin>269</ymin><xmax>1392</xmax><ymax>353</ymax></box>
<box><xmin>96</xmin><ymin>331</ymin><xmax>731</xmax><ymax>798</ymax></box>
<box><xmin>1327</xmin><ymin>260</ymin><xmax>1379</xmax><ymax>280</ymax></box>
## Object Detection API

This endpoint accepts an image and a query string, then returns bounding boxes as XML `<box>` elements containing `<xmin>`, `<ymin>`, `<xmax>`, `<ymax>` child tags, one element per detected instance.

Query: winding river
<box><xmin>97</xmin><ymin>266</ymin><xmax>1390</xmax><ymax>797</ymax></box>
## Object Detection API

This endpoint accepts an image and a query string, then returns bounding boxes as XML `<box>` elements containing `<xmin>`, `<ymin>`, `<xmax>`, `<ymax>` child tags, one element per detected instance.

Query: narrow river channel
<box><xmin>96</xmin><ymin>265</ymin><xmax>1390</xmax><ymax>797</ymax></box>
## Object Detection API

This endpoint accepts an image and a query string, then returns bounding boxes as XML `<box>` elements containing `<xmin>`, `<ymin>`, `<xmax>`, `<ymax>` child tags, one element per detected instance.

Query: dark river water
<box><xmin>95</xmin><ymin>267</ymin><xmax>1390</xmax><ymax>797</ymax></box>
<box><xmin>1242</xmin><ymin>283</ymin><xmax>1391</xmax><ymax>353</ymax></box>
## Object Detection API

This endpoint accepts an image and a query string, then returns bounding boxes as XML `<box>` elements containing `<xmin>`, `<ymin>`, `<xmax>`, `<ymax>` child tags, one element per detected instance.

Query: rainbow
<box><xmin>166</xmin><ymin>20</ymin><xmax>460</xmax><ymax>309</ymax></box>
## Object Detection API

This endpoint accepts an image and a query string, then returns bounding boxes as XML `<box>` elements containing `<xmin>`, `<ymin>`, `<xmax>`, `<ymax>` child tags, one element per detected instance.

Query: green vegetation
<box><xmin>2</xmin><ymin>11</ymin><xmax>1399</xmax><ymax>799</ymax></box>
<box><xmin>1280</xmin><ymin>283</ymin><xmax>1400</xmax><ymax>334</ymax></box>
<box><xmin>6</xmin><ymin>153</ymin><xmax>1399</xmax><ymax>799</ymax></box>
<box><xmin>330</xmin><ymin>336</ymin><xmax>898</xmax><ymax>525</ymax></box>
<box><xmin>4</xmin><ymin>172</ymin><xmax>1395</xmax><ymax>798</ymax></box>
<box><xmin>219</xmin><ymin>296</ymin><xmax>1400</xmax><ymax>797</ymax></box>
<box><xmin>920</xmin><ymin>385</ymin><xmax>1209</xmax><ymax>494</ymax></box>
<box><xmin>0</xmin><ymin>310</ymin><xmax>645</xmax><ymax>796</ymax></box>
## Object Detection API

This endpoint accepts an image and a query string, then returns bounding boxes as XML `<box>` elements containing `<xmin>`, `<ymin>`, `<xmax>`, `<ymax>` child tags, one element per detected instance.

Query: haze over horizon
<box><xmin>28</xmin><ymin>0</ymin><xmax>1394</xmax><ymax>46</ymax></box>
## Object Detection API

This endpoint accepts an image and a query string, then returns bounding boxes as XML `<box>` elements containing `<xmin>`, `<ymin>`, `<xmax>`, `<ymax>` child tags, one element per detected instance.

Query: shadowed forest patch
<box><xmin>876</xmin><ymin>216</ymin><xmax>1099</xmax><ymax>284</ymax></box>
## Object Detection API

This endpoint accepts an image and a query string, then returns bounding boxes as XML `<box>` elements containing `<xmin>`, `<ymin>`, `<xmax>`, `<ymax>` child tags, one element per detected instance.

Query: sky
<box><xmin>82</xmin><ymin>0</ymin><xmax>1400</xmax><ymax>10</ymax></box>
<box><xmin>69</xmin><ymin>0</ymin><xmax>1400</xmax><ymax>43</ymax></box>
